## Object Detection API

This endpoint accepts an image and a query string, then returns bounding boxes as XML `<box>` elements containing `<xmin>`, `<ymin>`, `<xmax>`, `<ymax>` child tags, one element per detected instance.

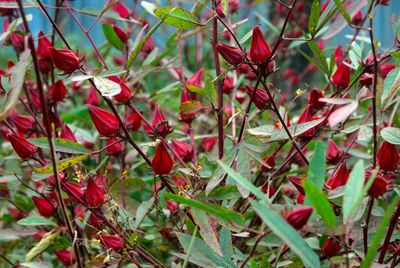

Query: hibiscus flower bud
<box><xmin>186</xmin><ymin>69</ymin><xmax>203</xmax><ymax>88</ymax></box>
<box><xmin>166</xmin><ymin>199</ymin><xmax>179</xmax><ymax>212</ymax></box>
<box><xmin>151</xmin><ymin>143</ymin><xmax>173</xmax><ymax>175</ymax></box>
<box><xmin>245</xmin><ymin>85</ymin><xmax>270</xmax><ymax>110</ymax></box>
<box><xmin>37</xmin><ymin>31</ymin><xmax>52</xmax><ymax>58</ymax></box>
<box><xmin>171</xmin><ymin>139</ymin><xmax>193</xmax><ymax>162</ymax></box>
<box><xmin>97</xmin><ymin>234</ymin><xmax>125</xmax><ymax>251</ymax></box>
<box><xmin>332</xmin><ymin>63</ymin><xmax>350</xmax><ymax>88</ymax></box>
<box><xmin>222</xmin><ymin>76</ymin><xmax>234</xmax><ymax>94</ymax></box>
<box><xmin>109</xmin><ymin>76</ymin><xmax>132</xmax><ymax>104</ymax></box>
<box><xmin>286</xmin><ymin>206</ymin><xmax>313</xmax><ymax>229</ymax></box>
<box><xmin>10</xmin><ymin>32</ymin><xmax>24</xmax><ymax>50</ymax></box>
<box><xmin>147</xmin><ymin>105</ymin><xmax>172</xmax><ymax>138</ymax></box>
<box><xmin>49</xmin><ymin>80</ymin><xmax>67</xmax><ymax>102</ymax></box>
<box><xmin>55</xmin><ymin>249</ymin><xmax>76</xmax><ymax>266</ymax></box>
<box><xmin>365</xmin><ymin>170</ymin><xmax>389</xmax><ymax>198</ymax></box>
<box><xmin>216</xmin><ymin>4</ymin><xmax>226</xmax><ymax>18</ymax></box>
<box><xmin>326</xmin><ymin>140</ymin><xmax>343</xmax><ymax>165</ymax></box>
<box><xmin>111</xmin><ymin>1</ymin><xmax>130</xmax><ymax>19</ymax></box>
<box><xmin>326</xmin><ymin>162</ymin><xmax>350</xmax><ymax>190</ymax></box>
<box><xmin>322</xmin><ymin>237</ymin><xmax>341</xmax><ymax>257</ymax></box>
<box><xmin>308</xmin><ymin>88</ymin><xmax>324</xmax><ymax>110</ymax></box>
<box><xmin>250</xmin><ymin>26</ymin><xmax>271</xmax><ymax>64</ymax></box>
<box><xmin>360</xmin><ymin>72</ymin><xmax>373</xmax><ymax>86</ymax></box>
<box><xmin>32</xmin><ymin>196</ymin><xmax>55</xmax><ymax>218</ymax></box>
<box><xmin>288</xmin><ymin>176</ymin><xmax>305</xmax><ymax>195</ymax></box>
<box><xmin>113</xmin><ymin>24</ymin><xmax>130</xmax><ymax>43</ymax></box>
<box><xmin>297</xmin><ymin>105</ymin><xmax>315</xmax><ymax>137</ymax></box>
<box><xmin>87</xmin><ymin>88</ymin><xmax>100</xmax><ymax>106</ymax></box>
<box><xmin>7</xmin><ymin>133</ymin><xmax>37</xmax><ymax>159</ymax></box>
<box><xmin>377</xmin><ymin>142</ymin><xmax>399</xmax><ymax>171</ymax></box>
<box><xmin>216</xmin><ymin>43</ymin><xmax>245</xmax><ymax>66</ymax></box>
<box><xmin>85</xmin><ymin>177</ymin><xmax>105</xmax><ymax>207</ymax></box>
<box><xmin>260</xmin><ymin>155</ymin><xmax>275</xmax><ymax>172</ymax></box>
<box><xmin>141</xmin><ymin>37</ymin><xmax>155</xmax><ymax>55</ymax></box>
<box><xmin>379</xmin><ymin>63</ymin><xmax>395</xmax><ymax>78</ymax></box>
<box><xmin>87</xmin><ymin>104</ymin><xmax>119</xmax><ymax>137</ymax></box>
<box><xmin>50</xmin><ymin>47</ymin><xmax>80</xmax><ymax>74</ymax></box>
<box><xmin>62</xmin><ymin>180</ymin><xmax>84</xmax><ymax>203</ymax></box>
<box><xmin>352</xmin><ymin>11</ymin><xmax>363</xmax><ymax>25</ymax></box>
<box><xmin>180</xmin><ymin>90</ymin><xmax>197</xmax><ymax>123</ymax></box>
<box><xmin>201</xmin><ymin>137</ymin><xmax>217</xmax><ymax>152</ymax></box>
<box><xmin>38</xmin><ymin>57</ymin><xmax>52</xmax><ymax>74</ymax></box>
<box><xmin>60</xmin><ymin>124</ymin><xmax>77</xmax><ymax>142</ymax></box>
<box><xmin>106</xmin><ymin>137</ymin><xmax>125</xmax><ymax>155</ymax></box>
<box><xmin>126</xmin><ymin>111</ymin><xmax>142</xmax><ymax>131</ymax></box>
<box><xmin>10</xmin><ymin>112</ymin><xmax>34</xmax><ymax>133</ymax></box>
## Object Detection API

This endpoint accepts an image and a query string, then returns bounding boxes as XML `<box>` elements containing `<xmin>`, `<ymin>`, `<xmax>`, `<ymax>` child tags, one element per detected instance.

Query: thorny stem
<box><xmin>15</xmin><ymin>1</ymin><xmax>83</xmax><ymax>267</ymax></box>
<box><xmin>212</xmin><ymin>0</ymin><xmax>224</xmax><ymax>159</ymax></box>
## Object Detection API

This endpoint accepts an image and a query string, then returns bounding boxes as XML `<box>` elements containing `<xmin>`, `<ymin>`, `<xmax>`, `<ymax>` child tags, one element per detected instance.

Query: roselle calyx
<box><xmin>113</xmin><ymin>24</ymin><xmax>130</xmax><ymax>43</ymax></box>
<box><xmin>147</xmin><ymin>105</ymin><xmax>172</xmax><ymax>138</ymax></box>
<box><xmin>216</xmin><ymin>43</ymin><xmax>245</xmax><ymax>66</ymax></box>
<box><xmin>322</xmin><ymin>237</ymin><xmax>341</xmax><ymax>257</ymax></box>
<box><xmin>37</xmin><ymin>31</ymin><xmax>52</xmax><ymax>58</ymax></box>
<box><xmin>171</xmin><ymin>139</ymin><xmax>193</xmax><ymax>162</ymax></box>
<box><xmin>60</xmin><ymin>124</ymin><xmax>78</xmax><ymax>142</ymax></box>
<box><xmin>87</xmin><ymin>104</ymin><xmax>119</xmax><ymax>137</ymax></box>
<box><xmin>326</xmin><ymin>139</ymin><xmax>343</xmax><ymax>165</ymax></box>
<box><xmin>55</xmin><ymin>249</ymin><xmax>76</xmax><ymax>266</ymax></box>
<box><xmin>126</xmin><ymin>111</ymin><xmax>142</xmax><ymax>131</ymax></box>
<box><xmin>377</xmin><ymin>141</ymin><xmax>399</xmax><ymax>171</ymax></box>
<box><xmin>151</xmin><ymin>143</ymin><xmax>174</xmax><ymax>175</ymax></box>
<box><xmin>49</xmin><ymin>80</ymin><xmax>67</xmax><ymax>102</ymax></box>
<box><xmin>50</xmin><ymin>47</ymin><xmax>80</xmax><ymax>74</ymax></box>
<box><xmin>286</xmin><ymin>206</ymin><xmax>313</xmax><ymax>229</ymax></box>
<box><xmin>97</xmin><ymin>234</ymin><xmax>124</xmax><ymax>251</ymax></box>
<box><xmin>32</xmin><ymin>196</ymin><xmax>55</xmax><ymax>218</ymax></box>
<box><xmin>7</xmin><ymin>133</ymin><xmax>37</xmax><ymax>159</ymax></box>
<box><xmin>332</xmin><ymin>63</ymin><xmax>350</xmax><ymax>88</ymax></box>
<box><xmin>105</xmin><ymin>137</ymin><xmax>125</xmax><ymax>155</ymax></box>
<box><xmin>250</xmin><ymin>26</ymin><xmax>271</xmax><ymax>64</ymax></box>
<box><xmin>245</xmin><ymin>85</ymin><xmax>270</xmax><ymax>110</ymax></box>
<box><xmin>85</xmin><ymin>177</ymin><xmax>105</xmax><ymax>207</ymax></box>
<box><xmin>326</xmin><ymin>162</ymin><xmax>350</xmax><ymax>190</ymax></box>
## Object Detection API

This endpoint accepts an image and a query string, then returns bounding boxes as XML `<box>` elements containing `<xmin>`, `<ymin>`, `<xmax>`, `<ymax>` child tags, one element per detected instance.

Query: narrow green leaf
<box><xmin>26</xmin><ymin>231</ymin><xmax>59</xmax><ymax>262</ymax></box>
<box><xmin>217</xmin><ymin>160</ymin><xmax>269</xmax><ymax>204</ymax></box>
<box><xmin>17</xmin><ymin>216</ymin><xmax>56</xmax><ymax>226</ymax></box>
<box><xmin>307</xmin><ymin>40</ymin><xmax>329</xmax><ymax>74</ymax></box>
<box><xmin>133</xmin><ymin>197</ymin><xmax>154</xmax><ymax>230</ymax></box>
<box><xmin>164</xmin><ymin>193</ymin><xmax>244</xmax><ymax>225</ymax></box>
<box><xmin>381</xmin><ymin>127</ymin><xmax>400</xmax><ymax>145</ymax></box>
<box><xmin>154</xmin><ymin>6</ymin><xmax>201</xmax><ymax>30</ymax></box>
<box><xmin>192</xmin><ymin>208</ymin><xmax>222</xmax><ymax>255</ymax></box>
<box><xmin>381</xmin><ymin>68</ymin><xmax>400</xmax><ymax>107</ymax></box>
<box><xmin>33</xmin><ymin>154</ymin><xmax>90</xmax><ymax>174</ymax></box>
<box><xmin>102</xmin><ymin>23</ymin><xmax>124</xmax><ymax>51</ymax></box>
<box><xmin>343</xmin><ymin>160</ymin><xmax>365</xmax><ymax>222</ymax></box>
<box><xmin>219</xmin><ymin>227</ymin><xmax>233</xmax><ymax>261</ymax></box>
<box><xmin>308</xmin><ymin>0</ymin><xmax>320</xmax><ymax>35</ymax></box>
<box><xmin>251</xmin><ymin>201</ymin><xmax>321</xmax><ymax>268</ymax></box>
<box><xmin>333</xmin><ymin>0</ymin><xmax>352</xmax><ymax>24</ymax></box>
<box><xmin>29</xmin><ymin>138</ymin><xmax>90</xmax><ymax>154</ymax></box>
<box><xmin>362</xmin><ymin>195</ymin><xmax>400</xmax><ymax>268</ymax></box>
<box><xmin>308</xmin><ymin>141</ymin><xmax>326</xmax><ymax>189</ymax></box>
<box><xmin>303</xmin><ymin>181</ymin><xmax>336</xmax><ymax>228</ymax></box>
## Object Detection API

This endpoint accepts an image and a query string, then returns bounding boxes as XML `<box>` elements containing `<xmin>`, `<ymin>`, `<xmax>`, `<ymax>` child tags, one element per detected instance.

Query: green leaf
<box><xmin>303</xmin><ymin>181</ymin><xmax>336</xmax><ymax>229</ymax></box>
<box><xmin>381</xmin><ymin>127</ymin><xmax>400</xmax><ymax>145</ymax></box>
<box><xmin>308</xmin><ymin>0</ymin><xmax>320</xmax><ymax>35</ymax></box>
<box><xmin>362</xmin><ymin>195</ymin><xmax>400</xmax><ymax>268</ymax></box>
<box><xmin>219</xmin><ymin>227</ymin><xmax>233</xmax><ymax>261</ymax></box>
<box><xmin>332</xmin><ymin>0</ymin><xmax>351</xmax><ymax>24</ymax></box>
<box><xmin>381</xmin><ymin>68</ymin><xmax>400</xmax><ymax>108</ymax></box>
<box><xmin>217</xmin><ymin>160</ymin><xmax>269</xmax><ymax>204</ymax></box>
<box><xmin>192</xmin><ymin>208</ymin><xmax>222</xmax><ymax>255</ymax></box>
<box><xmin>179</xmin><ymin>100</ymin><xmax>205</xmax><ymax>114</ymax></box>
<box><xmin>308</xmin><ymin>141</ymin><xmax>326</xmax><ymax>189</ymax></box>
<box><xmin>26</xmin><ymin>230</ymin><xmax>59</xmax><ymax>262</ymax></box>
<box><xmin>154</xmin><ymin>6</ymin><xmax>201</xmax><ymax>30</ymax></box>
<box><xmin>307</xmin><ymin>40</ymin><xmax>329</xmax><ymax>74</ymax></box>
<box><xmin>164</xmin><ymin>193</ymin><xmax>244</xmax><ymax>225</ymax></box>
<box><xmin>102</xmin><ymin>23</ymin><xmax>124</xmax><ymax>51</ymax></box>
<box><xmin>343</xmin><ymin>160</ymin><xmax>365</xmax><ymax>222</ymax></box>
<box><xmin>29</xmin><ymin>138</ymin><xmax>90</xmax><ymax>154</ymax></box>
<box><xmin>17</xmin><ymin>216</ymin><xmax>56</xmax><ymax>226</ymax></box>
<box><xmin>133</xmin><ymin>197</ymin><xmax>154</xmax><ymax>230</ymax></box>
<box><xmin>251</xmin><ymin>201</ymin><xmax>321</xmax><ymax>268</ymax></box>
<box><xmin>33</xmin><ymin>154</ymin><xmax>90</xmax><ymax>174</ymax></box>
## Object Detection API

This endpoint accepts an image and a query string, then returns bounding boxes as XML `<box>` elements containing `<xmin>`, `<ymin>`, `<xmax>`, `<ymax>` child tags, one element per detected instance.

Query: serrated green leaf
<box><xmin>154</xmin><ymin>6</ymin><xmax>201</xmax><ymax>30</ymax></box>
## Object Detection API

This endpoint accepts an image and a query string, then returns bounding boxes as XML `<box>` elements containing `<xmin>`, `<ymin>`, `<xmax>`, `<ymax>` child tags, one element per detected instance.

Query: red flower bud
<box><xmin>38</xmin><ymin>57</ymin><xmax>52</xmax><ymax>74</ymax></box>
<box><xmin>10</xmin><ymin>112</ymin><xmax>34</xmax><ymax>133</ymax></box>
<box><xmin>379</xmin><ymin>63</ymin><xmax>395</xmax><ymax>78</ymax></box>
<box><xmin>250</xmin><ymin>26</ymin><xmax>271</xmax><ymax>64</ymax></box>
<box><xmin>216</xmin><ymin>43</ymin><xmax>245</xmax><ymax>65</ymax></box>
<box><xmin>171</xmin><ymin>139</ymin><xmax>193</xmax><ymax>162</ymax></box>
<box><xmin>216</xmin><ymin>4</ymin><xmax>226</xmax><ymax>18</ymax></box>
<box><xmin>109</xmin><ymin>76</ymin><xmax>132</xmax><ymax>104</ymax></box>
<box><xmin>89</xmin><ymin>213</ymin><xmax>103</xmax><ymax>229</ymax></box>
<box><xmin>222</xmin><ymin>76</ymin><xmax>234</xmax><ymax>94</ymax></box>
<box><xmin>365</xmin><ymin>170</ymin><xmax>389</xmax><ymax>198</ymax></box>
<box><xmin>10</xmin><ymin>32</ymin><xmax>24</xmax><ymax>50</ymax></box>
<box><xmin>260</xmin><ymin>155</ymin><xmax>275</xmax><ymax>172</ymax></box>
<box><xmin>245</xmin><ymin>85</ymin><xmax>270</xmax><ymax>110</ymax></box>
<box><xmin>229</xmin><ymin>0</ymin><xmax>240</xmax><ymax>12</ymax></box>
<box><xmin>288</xmin><ymin>176</ymin><xmax>305</xmax><ymax>195</ymax></box>
<box><xmin>201</xmin><ymin>137</ymin><xmax>217</xmax><ymax>152</ymax></box>
<box><xmin>322</xmin><ymin>237</ymin><xmax>341</xmax><ymax>257</ymax></box>
<box><xmin>377</xmin><ymin>142</ymin><xmax>399</xmax><ymax>171</ymax></box>
<box><xmin>166</xmin><ymin>199</ymin><xmax>178</xmax><ymax>211</ymax></box>
<box><xmin>87</xmin><ymin>104</ymin><xmax>119</xmax><ymax>137</ymax></box>
<box><xmin>111</xmin><ymin>1</ymin><xmax>131</xmax><ymax>19</ymax></box>
<box><xmin>332</xmin><ymin>63</ymin><xmax>350</xmax><ymax>88</ymax></box>
<box><xmin>147</xmin><ymin>105</ymin><xmax>172</xmax><ymax>138</ymax></box>
<box><xmin>50</xmin><ymin>47</ymin><xmax>80</xmax><ymax>74</ymax></box>
<box><xmin>7</xmin><ymin>133</ymin><xmax>37</xmax><ymax>159</ymax></box>
<box><xmin>326</xmin><ymin>139</ymin><xmax>343</xmax><ymax>165</ymax></box>
<box><xmin>87</xmin><ymin>88</ymin><xmax>100</xmax><ymax>106</ymax></box>
<box><xmin>60</xmin><ymin>124</ymin><xmax>78</xmax><ymax>142</ymax></box>
<box><xmin>85</xmin><ymin>177</ymin><xmax>105</xmax><ymax>207</ymax></box>
<box><xmin>286</xmin><ymin>206</ymin><xmax>313</xmax><ymax>229</ymax></box>
<box><xmin>360</xmin><ymin>72</ymin><xmax>373</xmax><ymax>86</ymax></box>
<box><xmin>151</xmin><ymin>143</ymin><xmax>173</xmax><ymax>175</ymax></box>
<box><xmin>37</xmin><ymin>31</ymin><xmax>52</xmax><ymax>58</ymax></box>
<box><xmin>49</xmin><ymin>80</ymin><xmax>67</xmax><ymax>102</ymax></box>
<box><xmin>32</xmin><ymin>196</ymin><xmax>55</xmax><ymax>218</ymax></box>
<box><xmin>113</xmin><ymin>24</ymin><xmax>129</xmax><ymax>43</ymax></box>
<box><xmin>186</xmin><ymin>69</ymin><xmax>203</xmax><ymax>88</ymax></box>
<box><xmin>352</xmin><ymin>11</ymin><xmax>363</xmax><ymax>25</ymax></box>
<box><xmin>326</xmin><ymin>162</ymin><xmax>350</xmax><ymax>190</ymax></box>
<box><xmin>297</xmin><ymin>105</ymin><xmax>315</xmax><ymax>137</ymax></box>
<box><xmin>142</xmin><ymin>37</ymin><xmax>155</xmax><ymax>55</ymax></box>
<box><xmin>106</xmin><ymin>137</ymin><xmax>125</xmax><ymax>155</ymax></box>
<box><xmin>308</xmin><ymin>88</ymin><xmax>324</xmax><ymax>110</ymax></box>
<box><xmin>97</xmin><ymin>234</ymin><xmax>124</xmax><ymax>251</ymax></box>
<box><xmin>55</xmin><ymin>249</ymin><xmax>76</xmax><ymax>266</ymax></box>
<box><xmin>126</xmin><ymin>111</ymin><xmax>142</xmax><ymax>131</ymax></box>
<box><xmin>180</xmin><ymin>90</ymin><xmax>197</xmax><ymax>123</ymax></box>
<box><xmin>62</xmin><ymin>180</ymin><xmax>84</xmax><ymax>203</ymax></box>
